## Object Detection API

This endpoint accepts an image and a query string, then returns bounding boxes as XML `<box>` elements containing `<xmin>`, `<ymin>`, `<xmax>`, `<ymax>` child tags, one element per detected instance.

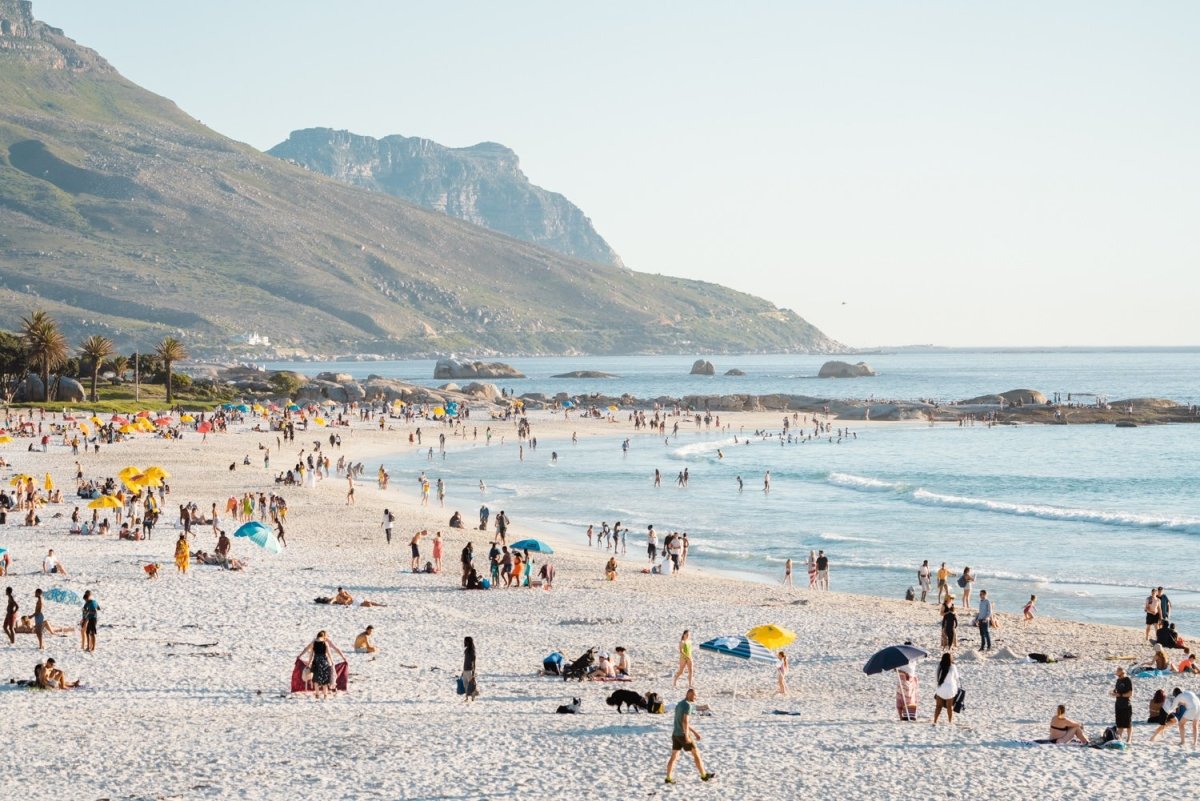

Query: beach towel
<box><xmin>290</xmin><ymin>657</ymin><xmax>348</xmax><ymax>693</ymax></box>
<box><xmin>1133</xmin><ymin>669</ymin><xmax>1173</xmax><ymax>678</ymax></box>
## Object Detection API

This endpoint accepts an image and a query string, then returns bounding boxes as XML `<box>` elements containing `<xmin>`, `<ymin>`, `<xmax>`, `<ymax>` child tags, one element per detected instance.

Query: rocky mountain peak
<box><xmin>0</xmin><ymin>0</ymin><xmax>111</xmax><ymax>71</ymax></box>
<box><xmin>270</xmin><ymin>127</ymin><xmax>626</xmax><ymax>269</ymax></box>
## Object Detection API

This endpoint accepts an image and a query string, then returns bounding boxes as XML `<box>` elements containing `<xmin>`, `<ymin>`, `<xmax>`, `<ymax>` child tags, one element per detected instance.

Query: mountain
<box><xmin>0</xmin><ymin>1</ymin><xmax>842</xmax><ymax>357</ymax></box>
<box><xmin>270</xmin><ymin>128</ymin><xmax>625</xmax><ymax>269</ymax></box>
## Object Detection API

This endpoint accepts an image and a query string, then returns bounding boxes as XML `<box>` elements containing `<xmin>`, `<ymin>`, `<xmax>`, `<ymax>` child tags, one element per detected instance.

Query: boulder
<box><xmin>690</xmin><ymin>359</ymin><xmax>715</xmax><ymax>376</ymax></box>
<box><xmin>54</xmin><ymin>376</ymin><xmax>86</xmax><ymax>402</ymax></box>
<box><xmin>12</xmin><ymin>374</ymin><xmax>45</xmax><ymax>402</ymax></box>
<box><xmin>316</xmin><ymin>371</ymin><xmax>354</xmax><ymax>384</ymax></box>
<box><xmin>439</xmin><ymin>382</ymin><xmax>462</xmax><ymax>392</ymax></box>
<box><xmin>551</xmin><ymin>370</ymin><xmax>618</xmax><ymax>379</ymax></box>
<box><xmin>461</xmin><ymin>382</ymin><xmax>502</xmax><ymax>402</ymax></box>
<box><xmin>963</xmin><ymin>389</ymin><xmax>1047</xmax><ymax>406</ymax></box>
<box><xmin>342</xmin><ymin>381</ymin><xmax>366</xmax><ymax>402</ymax></box>
<box><xmin>724</xmin><ymin>369</ymin><xmax>745</xmax><ymax>376</ymax></box>
<box><xmin>817</xmin><ymin>360</ymin><xmax>876</xmax><ymax>378</ymax></box>
<box><xmin>433</xmin><ymin>358</ymin><xmax>525</xmax><ymax>380</ymax></box>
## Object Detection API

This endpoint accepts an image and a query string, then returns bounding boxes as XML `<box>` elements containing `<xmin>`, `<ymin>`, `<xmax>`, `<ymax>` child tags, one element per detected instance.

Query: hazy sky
<box><xmin>37</xmin><ymin>1</ymin><xmax>1199</xmax><ymax>347</ymax></box>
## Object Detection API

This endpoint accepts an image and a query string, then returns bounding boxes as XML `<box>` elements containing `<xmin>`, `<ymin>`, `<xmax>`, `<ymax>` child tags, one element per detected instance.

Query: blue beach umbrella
<box><xmin>561</xmin><ymin>400</ymin><xmax>574</xmax><ymax>408</ymax></box>
<box><xmin>221</xmin><ymin>403</ymin><xmax>236</xmax><ymax>410</ymax></box>
<box><xmin>235</xmin><ymin>404</ymin><xmax>251</xmax><ymax>413</ymax></box>
<box><xmin>509</xmin><ymin>539</ymin><xmax>554</xmax><ymax>554</ymax></box>
<box><xmin>699</xmin><ymin>635</ymin><xmax>777</xmax><ymax>665</ymax></box>
<box><xmin>287</xmin><ymin>404</ymin><xmax>301</xmax><ymax>412</ymax></box>
<box><xmin>233</xmin><ymin>521</ymin><xmax>282</xmax><ymax>554</ymax></box>
<box><xmin>43</xmin><ymin>587</ymin><xmax>81</xmax><ymax>605</ymax></box>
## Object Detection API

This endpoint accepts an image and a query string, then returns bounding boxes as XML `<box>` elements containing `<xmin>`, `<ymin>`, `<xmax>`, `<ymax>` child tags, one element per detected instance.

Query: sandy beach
<box><xmin>1</xmin><ymin>409</ymin><xmax>1196</xmax><ymax>800</ymax></box>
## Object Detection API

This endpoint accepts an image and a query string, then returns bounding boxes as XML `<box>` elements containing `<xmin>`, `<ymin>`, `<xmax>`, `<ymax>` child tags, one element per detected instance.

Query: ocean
<box><xmin>267</xmin><ymin>350</ymin><xmax>1200</xmax><ymax>633</ymax></box>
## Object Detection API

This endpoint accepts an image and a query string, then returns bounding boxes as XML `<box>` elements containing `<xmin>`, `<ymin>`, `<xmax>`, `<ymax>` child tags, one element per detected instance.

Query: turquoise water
<box><xmin>381</xmin><ymin>419</ymin><xmax>1200</xmax><ymax>633</ymax></box>
<box><xmin>269</xmin><ymin>350</ymin><xmax>1200</xmax><ymax>632</ymax></box>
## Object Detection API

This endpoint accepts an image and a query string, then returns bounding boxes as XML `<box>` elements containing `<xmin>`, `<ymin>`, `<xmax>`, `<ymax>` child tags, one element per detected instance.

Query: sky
<box><xmin>35</xmin><ymin>0</ymin><xmax>1200</xmax><ymax>347</ymax></box>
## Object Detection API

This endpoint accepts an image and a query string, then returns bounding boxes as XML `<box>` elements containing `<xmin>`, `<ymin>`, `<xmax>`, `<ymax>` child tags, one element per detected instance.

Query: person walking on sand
<box><xmin>80</xmin><ymin>590</ymin><xmax>99</xmax><ymax>652</ymax></box>
<box><xmin>918</xmin><ymin>560</ymin><xmax>932</xmax><ymax>602</ymax></box>
<box><xmin>4</xmin><ymin>587</ymin><xmax>17</xmax><ymax>645</ymax></box>
<box><xmin>461</xmin><ymin>636</ymin><xmax>479</xmax><ymax>702</ymax></box>
<box><xmin>1111</xmin><ymin>666</ymin><xmax>1133</xmax><ymax>745</ymax></box>
<box><xmin>775</xmin><ymin>651</ymin><xmax>790</xmax><ymax>696</ymax></box>
<box><xmin>936</xmin><ymin>562</ymin><xmax>950</xmax><ymax>603</ymax></box>
<box><xmin>941</xmin><ymin>600</ymin><xmax>958</xmax><ymax>650</ymax></box>
<box><xmin>174</xmin><ymin>533</ymin><xmax>190</xmax><ymax>574</ymax></box>
<box><xmin>665</xmin><ymin>688</ymin><xmax>714</xmax><ymax>784</ymax></box>
<box><xmin>432</xmin><ymin>531</ymin><xmax>444</xmax><ymax>573</ymax></box>
<box><xmin>346</xmin><ymin>474</ymin><xmax>355</xmax><ymax>505</ymax></box>
<box><xmin>806</xmin><ymin>550</ymin><xmax>818</xmax><ymax>589</ymax></box>
<box><xmin>1150</xmin><ymin>688</ymin><xmax>1200</xmax><ymax>746</ymax></box>
<box><xmin>932</xmin><ymin>652</ymin><xmax>960</xmax><ymax>725</ymax></box>
<box><xmin>672</xmin><ymin>630</ymin><xmax>695</xmax><ymax>688</ymax></box>
<box><xmin>782</xmin><ymin>558</ymin><xmax>793</xmax><ymax>588</ymax></box>
<box><xmin>33</xmin><ymin>588</ymin><xmax>47</xmax><ymax>650</ymax></box>
<box><xmin>382</xmin><ymin>509</ymin><xmax>394</xmax><ymax>545</ymax></box>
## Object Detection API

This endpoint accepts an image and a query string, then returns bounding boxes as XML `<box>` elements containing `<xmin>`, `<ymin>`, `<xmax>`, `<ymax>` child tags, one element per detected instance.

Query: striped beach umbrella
<box><xmin>699</xmin><ymin>635</ymin><xmax>777</xmax><ymax>665</ymax></box>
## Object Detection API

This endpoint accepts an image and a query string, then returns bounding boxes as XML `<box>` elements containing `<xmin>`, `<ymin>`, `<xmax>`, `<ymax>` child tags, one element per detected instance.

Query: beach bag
<box><xmin>957</xmin><ymin>575</ymin><xmax>967</xmax><ymax>588</ymax></box>
<box><xmin>953</xmin><ymin>688</ymin><xmax>966</xmax><ymax>713</ymax></box>
<box><xmin>905</xmin><ymin>587</ymin><xmax>915</xmax><ymax>602</ymax></box>
<box><xmin>456</xmin><ymin>675</ymin><xmax>466</xmax><ymax>695</ymax></box>
<box><xmin>1101</xmin><ymin>726</ymin><xmax>1117</xmax><ymax>743</ymax></box>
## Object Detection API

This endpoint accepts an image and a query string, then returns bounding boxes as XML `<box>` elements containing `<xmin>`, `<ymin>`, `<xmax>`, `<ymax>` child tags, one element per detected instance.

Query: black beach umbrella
<box><xmin>863</xmin><ymin>644</ymin><xmax>928</xmax><ymax>675</ymax></box>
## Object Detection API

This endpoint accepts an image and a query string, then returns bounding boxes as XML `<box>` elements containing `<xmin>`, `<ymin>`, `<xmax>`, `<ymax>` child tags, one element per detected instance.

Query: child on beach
<box><xmin>1023</xmin><ymin>595</ymin><xmax>1037</xmax><ymax>625</ymax></box>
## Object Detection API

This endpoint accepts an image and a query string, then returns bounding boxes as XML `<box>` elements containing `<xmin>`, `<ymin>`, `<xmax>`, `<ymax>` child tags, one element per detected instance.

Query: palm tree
<box><xmin>154</xmin><ymin>336</ymin><xmax>188</xmax><ymax>404</ymax></box>
<box><xmin>19</xmin><ymin>310</ymin><xmax>69</xmax><ymax>401</ymax></box>
<box><xmin>78</xmin><ymin>335</ymin><xmax>115</xmax><ymax>402</ymax></box>
<box><xmin>110</xmin><ymin>354</ymin><xmax>129</xmax><ymax>383</ymax></box>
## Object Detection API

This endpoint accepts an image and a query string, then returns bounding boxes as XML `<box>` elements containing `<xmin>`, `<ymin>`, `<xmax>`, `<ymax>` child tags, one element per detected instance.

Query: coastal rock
<box><xmin>433</xmin><ymin>358</ymin><xmax>525</xmax><ymax>380</ymax></box>
<box><xmin>438</xmin><ymin>382</ymin><xmax>462</xmax><ymax>392</ymax></box>
<box><xmin>690</xmin><ymin>359</ymin><xmax>715</xmax><ymax>376</ymax></box>
<box><xmin>724</xmin><ymin>369</ymin><xmax>745</xmax><ymax>376</ymax></box>
<box><xmin>461</xmin><ymin>382</ymin><xmax>502</xmax><ymax>402</ymax></box>
<box><xmin>551</xmin><ymin>370</ymin><xmax>617</xmax><ymax>379</ymax></box>
<box><xmin>53</xmin><ymin>376</ymin><xmax>86</xmax><ymax>402</ymax></box>
<box><xmin>963</xmin><ymin>389</ymin><xmax>1047</xmax><ymax>406</ymax></box>
<box><xmin>817</xmin><ymin>360</ymin><xmax>875</xmax><ymax>378</ymax></box>
<box><xmin>342</xmin><ymin>381</ymin><xmax>366</xmax><ymax>402</ymax></box>
<box><xmin>316</xmin><ymin>371</ymin><xmax>354</xmax><ymax>384</ymax></box>
<box><xmin>12</xmin><ymin>374</ymin><xmax>45</xmax><ymax>402</ymax></box>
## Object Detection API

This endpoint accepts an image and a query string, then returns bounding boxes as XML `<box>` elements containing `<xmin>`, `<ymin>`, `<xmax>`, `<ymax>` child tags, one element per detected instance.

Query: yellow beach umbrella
<box><xmin>391</xmin><ymin>399</ymin><xmax>406</xmax><ymax>407</ymax></box>
<box><xmin>78</xmin><ymin>422</ymin><xmax>90</xmax><ymax>436</ymax></box>
<box><xmin>252</xmin><ymin>404</ymin><xmax>266</xmax><ymax>414</ymax></box>
<box><xmin>432</xmin><ymin>407</ymin><xmax>445</xmax><ymax>416</ymax></box>
<box><xmin>87</xmin><ymin>495</ymin><xmax>122</xmax><ymax>509</ymax></box>
<box><xmin>607</xmin><ymin>405</ymin><xmax>618</xmax><ymax>413</ymax></box>
<box><xmin>90</xmin><ymin>416</ymin><xmax>103</xmax><ymax>426</ymax></box>
<box><xmin>118</xmin><ymin>465</ymin><xmax>141</xmax><ymax>480</ymax></box>
<box><xmin>0</xmin><ymin>435</ymin><xmax>12</xmax><ymax>444</ymax></box>
<box><xmin>119</xmin><ymin>424</ymin><xmax>136</xmax><ymax>434</ymax></box>
<box><xmin>144</xmin><ymin>466</ymin><xmax>170</xmax><ymax>481</ymax></box>
<box><xmin>180</xmin><ymin>414</ymin><xmax>195</xmax><ymax>423</ymax></box>
<box><xmin>10</xmin><ymin>474</ymin><xmax>31</xmax><ymax>486</ymax></box>
<box><xmin>747</xmin><ymin>625</ymin><xmax>797</xmax><ymax>650</ymax></box>
<box><xmin>313</xmin><ymin>416</ymin><xmax>327</xmax><ymax>426</ymax></box>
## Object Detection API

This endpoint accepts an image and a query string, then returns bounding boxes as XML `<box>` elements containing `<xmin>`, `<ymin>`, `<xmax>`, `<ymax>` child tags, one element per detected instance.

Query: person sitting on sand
<box><xmin>1149</xmin><ymin>689</ymin><xmax>1169</xmax><ymax>725</ymax></box>
<box><xmin>332</xmin><ymin>587</ymin><xmax>354</xmax><ymax>606</ymax></box>
<box><xmin>42</xmin><ymin>550</ymin><xmax>67</xmax><ymax>577</ymax></box>
<box><xmin>354</xmin><ymin>626</ymin><xmax>378</xmax><ymax>654</ymax></box>
<box><xmin>614</xmin><ymin>646</ymin><xmax>631</xmax><ymax>677</ymax></box>
<box><xmin>1177</xmin><ymin>651</ymin><xmax>1198</xmax><ymax>674</ymax></box>
<box><xmin>1048</xmin><ymin>704</ymin><xmax>1088</xmax><ymax>744</ymax></box>
<box><xmin>465</xmin><ymin>567</ymin><xmax>483</xmax><ymax>589</ymax></box>
<box><xmin>42</xmin><ymin>657</ymin><xmax>79</xmax><ymax>690</ymax></box>
<box><xmin>605</xmin><ymin>557</ymin><xmax>618</xmax><ymax>581</ymax></box>
<box><xmin>1136</xmin><ymin>644</ymin><xmax>1171</xmax><ymax>673</ymax></box>
<box><xmin>449</xmin><ymin>511</ymin><xmax>464</xmax><ymax>529</ymax></box>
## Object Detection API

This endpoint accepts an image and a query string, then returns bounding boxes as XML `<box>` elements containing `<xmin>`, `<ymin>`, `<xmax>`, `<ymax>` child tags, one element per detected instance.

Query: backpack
<box><xmin>957</xmin><ymin>575</ymin><xmax>967</xmax><ymax>588</ymax></box>
<box><xmin>1101</xmin><ymin>725</ymin><xmax>1118</xmax><ymax>743</ymax></box>
<box><xmin>905</xmin><ymin>587</ymin><xmax>916</xmax><ymax>602</ymax></box>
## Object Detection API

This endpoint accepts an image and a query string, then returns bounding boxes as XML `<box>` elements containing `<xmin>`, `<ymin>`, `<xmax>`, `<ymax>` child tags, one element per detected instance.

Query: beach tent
<box><xmin>747</xmin><ymin>625</ymin><xmax>796</xmax><ymax>650</ymax></box>
<box><xmin>234</xmin><ymin>521</ymin><xmax>282</xmax><ymax>554</ymax></box>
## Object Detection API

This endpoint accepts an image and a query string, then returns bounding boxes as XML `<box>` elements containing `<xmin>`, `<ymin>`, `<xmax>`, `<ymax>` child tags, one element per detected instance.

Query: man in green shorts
<box><xmin>666</xmin><ymin>688</ymin><xmax>714</xmax><ymax>784</ymax></box>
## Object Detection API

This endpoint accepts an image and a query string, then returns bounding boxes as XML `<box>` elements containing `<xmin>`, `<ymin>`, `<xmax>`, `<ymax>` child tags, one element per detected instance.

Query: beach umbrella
<box><xmin>747</xmin><ymin>625</ymin><xmax>797</xmax><ymax>650</ymax></box>
<box><xmin>287</xmin><ymin>403</ymin><xmax>300</xmax><ymax>412</ymax></box>
<box><xmin>88</xmin><ymin>495</ymin><xmax>123</xmax><ymax>509</ymax></box>
<box><xmin>9</xmin><ymin>474</ymin><xmax>32</xmax><ymax>486</ymax></box>
<box><xmin>144</xmin><ymin>466</ymin><xmax>170</xmax><ymax>481</ymax></box>
<box><xmin>118</xmin><ymin>465</ymin><xmax>142</xmax><ymax>480</ymax></box>
<box><xmin>561</xmin><ymin>400</ymin><xmax>574</xmax><ymax>408</ymax></box>
<box><xmin>313</xmin><ymin>416</ymin><xmax>327</xmax><ymax>426</ymax></box>
<box><xmin>43</xmin><ymin>588</ymin><xmax>81</xmax><ymax>605</ymax></box>
<box><xmin>118</xmin><ymin>424</ymin><xmax>136</xmax><ymax>434</ymax></box>
<box><xmin>180</xmin><ymin>414</ymin><xmax>195</xmax><ymax>423</ymax></box>
<box><xmin>90</xmin><ymin>416</ymin><xmax>104</xmax><ymax>425</ymax></box>
<box><xmin>236</xmin><ymin>404</ymin><xmax>251</xmax><ymax>413</ymax></box>
<box><xmin>154</xmin><ymin>417</ymin><xmax>172</xmax><ymax>426</ymax></box>
<box><xmin>197</xmin><ymin>422</ymin><xmax>213</xmax><ymax>434</ymax></box>
<box><xmin>78</xmin><ymin>422</ymin><xmax>90</xmax><ymax>436</ymax></box>
<box><xmin>862</xmin><ymin>644</ymin><xmax>928</xmax><ymax>676</ymax></box>
<box><xmin>509</xmin><ymin>539</ymin><xmax>554</xmax><ymax>554</ymax></box>
<box><xmin>136</xmin><ymin>410</ymin><xmax>151</xmax><ymax>418</ymax></box>
<box><xmin>111</xmin><ymin>416</ymin><xmax>129</xmax><ymax>425</ymax></box>
<box><xmin>699</xmin><ymin>635</ymin><xmax>777</xmax><ymax>665</ymax></box>
<box><xmin>391</xmin><ymin>400</ymin><xmax>406</xmax><ymax>407</ymax></box>
<box><xmin>252</xmin><ymin>404</ymin><xmax>266</xmax><ymax>414</ymax></box>
<box><xmin>221</xmin><ymin>403</ymin><xmax>236</xmax><ymax>410</ymax></box>
<box><xmin>0</xmin><ymin>435</ymin><xmax>12</xmax><ymax>444</ymax></box>
<box><xmin>44</xmin><ymin>472</ymin><xmax>54</xmax><ymax>491</ymax></box>
<box><xmin>607</xmin><ymin>405</ymin><xmax>618</xmax><ymax>412</ymax></box>
<box><xmin>233</xmin><ymin>521</ymin><xmax>282</xmax><ymax>554</ymax></box>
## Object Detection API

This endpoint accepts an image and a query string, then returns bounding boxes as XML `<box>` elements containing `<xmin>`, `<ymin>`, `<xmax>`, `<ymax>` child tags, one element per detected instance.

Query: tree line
<box><xmin>0</xmin><ymin>310</ymin><xmax>189</xmax><ymax>404</ymax></box>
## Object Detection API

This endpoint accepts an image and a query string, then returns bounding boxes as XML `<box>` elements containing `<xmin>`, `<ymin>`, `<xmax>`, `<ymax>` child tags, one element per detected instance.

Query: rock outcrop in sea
<box><xmin>818</xmin><ymin>360</ymin><xmax>876</xmax><ymax>378</ymax></box>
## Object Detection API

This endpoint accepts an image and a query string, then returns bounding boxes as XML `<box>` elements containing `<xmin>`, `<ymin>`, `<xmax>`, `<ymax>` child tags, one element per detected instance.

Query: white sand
<box><xmin>0</xmin><ymin>409</ymin><xmax>1196</xmax><ymax>799</ymax></box>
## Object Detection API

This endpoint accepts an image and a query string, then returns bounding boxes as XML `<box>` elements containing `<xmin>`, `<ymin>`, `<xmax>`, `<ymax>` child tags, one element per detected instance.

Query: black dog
<box><xmin>606</xmin><ymin>689</ymin><xmax>650</xmax><ymax>713</ymax></box>
<box><xmin>556</xmin><ymin>697</ymin><xmax>582</xmax><ymax>714</ymax></box>
<box><xmin>563</xmin><ymin>648</ymin><xmax>595</xmax><ymax>682</ymax></box>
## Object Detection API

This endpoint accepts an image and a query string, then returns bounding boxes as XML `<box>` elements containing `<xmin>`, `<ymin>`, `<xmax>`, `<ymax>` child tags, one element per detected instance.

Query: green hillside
<box><xmin>0</xmin><ymin>2</ymin><xmax>841</xmax><ymax>357</ymax></box>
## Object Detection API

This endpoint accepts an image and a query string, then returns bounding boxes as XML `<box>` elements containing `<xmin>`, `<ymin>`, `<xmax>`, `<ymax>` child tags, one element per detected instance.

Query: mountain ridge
<box><xmin>269</xmin><ymin>127</ymin><xmax>626</xmax><ymax>268</ymax></box>
<box><xmin>0</xmin><ymin>2</ymin><xmax>843</xmax><ymax>358</ymax></box>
